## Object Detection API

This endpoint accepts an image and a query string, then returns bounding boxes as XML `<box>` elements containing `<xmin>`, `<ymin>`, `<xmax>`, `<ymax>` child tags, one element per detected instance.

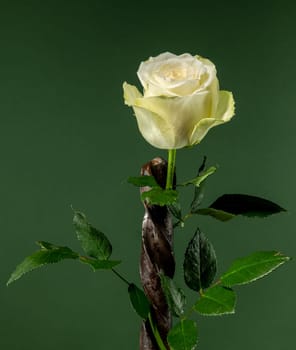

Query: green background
<box><xmin>1</xmin><ymin>1</ymin><xmax>295</xmax><ymax>349</ymax></box>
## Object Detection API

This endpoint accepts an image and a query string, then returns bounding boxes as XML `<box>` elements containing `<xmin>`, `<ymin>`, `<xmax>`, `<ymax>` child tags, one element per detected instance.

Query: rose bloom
<box><xmin>123</xmin><ymin>52</ymin><xmax>235</xmax><ymax>149</ymax></box>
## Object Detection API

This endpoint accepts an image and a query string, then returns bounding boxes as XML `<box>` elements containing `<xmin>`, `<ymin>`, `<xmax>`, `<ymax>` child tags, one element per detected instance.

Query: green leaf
<box><xmin>141</xmin><ymin>188</ymin><xmax>178</xmax><ymax>206</ymax></box>
<box><xmin>196</xmin><ymin>155</ymin><xmax>207</xmax><ymax>175</ymax></box>
<box><xmin>79</xmin><ymin>256</ymin><xmax>121</xmax><ymax>270</ymax></box>
<box><xmin>37</xmin><ymin>241</ymin><xmax>59</xmax><ymax>249</ymax></box>
<box><xmin>127</xmin><ymin>176</ymin><xmax>158</xmax><ymax>188</ymax></box>
<box><xmin>209</xmin><ymin>194</ymin><xmax>286</xmax><ymax>218</ymax></box>
<box><xmin>183</xmin><ymin>229</ymin><xmax>217</xmax><ymax>292</ymax></box>
<box><xmin>189</xmin><ymin>158</ymin><xmax>211</xmax><ymax>212</ymax></box>
<box><xmin>194</xmin><ymin>286</ymin><xmax>236</xmax><ymax>316</ymax></box>
<box><xmin>167</xmin><ymin>319</ymin><xmax>198</xmax><ymax>350</ymax></box>
<box><xmin>7</xmin><ymin>242</ymin><xmax>79</xmax><ymax>285</ymax></box>
<box><xmin>148</xmin><ymin>313</ymin><xmax>167</xmax><ymax>350</ymax></box>
<box><xmin>180</xmin><ymin>166</ymin><xmax>217</xmax><ymax>187</ymax></box>
<box><xmin>168</xmin><ymin>201</ymin><xmax>183</xmax><ymax>222</ymax></box>
<box><xmin>128</xmin><ymin>283</ymin><xmax>150</xmax><ymax>320</ymax></box>
<box><xmin>220</xmin><ymin>251</ymin><xmax>290</xmax><ymax>287</ymax></box>
<box><xmin>195</xmin><ymin>208</ymin><xmax>235</xmax><ymax>221</ymax></box>
<box><xmin>159</xmin><ymin>274</ymin><xmax>186</xmax><ymax>317</ymax></box>
<box><xmin>73</xmin><ymin>211</ymin><xmax>112</xmax><ymax>260</ymax></box>
<box><xmin>190</xmin><ymin>182</ymin><xmax>206</xmax><ymax>213</ymax></box>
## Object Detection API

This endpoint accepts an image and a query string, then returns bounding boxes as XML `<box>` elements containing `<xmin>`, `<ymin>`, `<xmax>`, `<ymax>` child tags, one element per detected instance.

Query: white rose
<box><xmin>123</xmin><ymin>52</ymin><xmax>235</xmax><ymax>149</ymax></box>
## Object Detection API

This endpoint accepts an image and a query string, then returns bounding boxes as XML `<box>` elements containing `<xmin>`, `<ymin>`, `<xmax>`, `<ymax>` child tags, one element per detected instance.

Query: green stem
<box><xmin>148</xmin><ymin>313</ymin><xmax>167</xmax><ymax>350</ymax></box>
<box><xmin>111</xmin><ymin>268</ymin><xmax>130</xmax><ymax>286</ymax></box>
<box><xmin>166</xmin><ymin>149</ymin><xmax>177</xmax><ymax>190</ymax></box>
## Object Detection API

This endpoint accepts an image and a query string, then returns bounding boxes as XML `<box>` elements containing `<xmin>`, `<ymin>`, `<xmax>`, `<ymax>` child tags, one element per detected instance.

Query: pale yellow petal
<box><xmin>190</xmin><ymin>118</ymin><xmax>223</xmax><ymax>145</ymax></box>
<box><xmin>123</xmin><ymin>82</ymin><xmax>142</xmax><ymax>106</ymax></box>
<box><xmin>189</xmin><ymin>91</ymin><xmax>235</xmax><ymax>145</ymax></box>
<box><xmin>136</xmin><ymin>92</ymin><xmax>211</xmax><ymax>133</ymax></box>
<box><xmin>137</xmin><ymin>93</ymin><xmax>211</xmax><ymax>148</ymax></box>
<box><xmin>132</xmin><ymin>106</ymin><xmax>177</xmax><ymax>149</ymax></box>
<box><xmin>123</xmin><ymin>82</ymin><xmax>178</xmax><ymax>148</ymax></box>
<box><xmin>215</xmin><ymin>90</ymin><xmax>235</xmax><ymax>121</ymax></box>
<box><xmin>123</xmin><ymin>82</ymin><xmax>234</xmax><ymax>149</ymax></box>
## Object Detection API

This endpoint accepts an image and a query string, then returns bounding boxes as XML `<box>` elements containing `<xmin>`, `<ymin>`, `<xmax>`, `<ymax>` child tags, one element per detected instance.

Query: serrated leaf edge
<box><xmin>221</xmin><ymin>252</ymin><xmax>290</xmax><ymax>287</ymax></box>
<box><xmin>195</xmin><ymin>287</ymin><xmax>236</xmax><ymax>316</ymax></box>
<box><xmin>7</xmin><ymin>245</ymin><xmax>79</xmax><ymax>286</ymax></box>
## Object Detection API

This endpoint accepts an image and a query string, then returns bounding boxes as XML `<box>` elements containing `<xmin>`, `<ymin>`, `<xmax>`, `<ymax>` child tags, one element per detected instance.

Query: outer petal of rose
<box><xmin>132</xmin><ymin>105</ymin><xmax>177</xmax><ymax>149</ymax></box>
<box><xmin>189</xmin><ymin>90</ymin><xmax>235</xmax><ymax>145</ymax></box>
<box><xmin>123</xmin><ymin>83</ymin><xmax>234</xmax><ymax>149</ymax></box>
<box><xmin>123</xmin><ymin>82</ymin><xmax>143</xmax><ymax>105</ymax></box>
<box><xmin>123</xmin><ymin>82</ymin><xmax>176</xmax><ymax>148</ymax></box>
<box><xmin>132</xmin><ymin>92</ymin><xmax>214</xmax><ymax>148</ymax></box>
<box><xmin>215</xmin><ymin>90</ymin><xmax>235</xmax><ymax>122</ymax></box>
<box><xmin>189</xmin><ymin>118</ymin><xmax>224</xmax><ymax>146</ymax></box>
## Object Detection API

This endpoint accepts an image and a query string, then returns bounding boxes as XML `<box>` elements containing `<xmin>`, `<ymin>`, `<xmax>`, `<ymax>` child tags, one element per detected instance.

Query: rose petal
<box><xmin>123</xmin><ymin>82</ymin><xmax>176</xmax><ymax>148</ymax></box>
<box><xmin>132</xmin><ymin>106</ymin><xmax>176</xmax><ymax>149</ymax></box>
<box><xmin>138</xmin><ymin>53</ymin><xmax>217</xmax><ymax>98</ymax></box>
<box><xmin>215</xmin><ymin>90</ymin><xmax>235</xmax><ymax>122</ymax></box>
<box><xmin>123</xmin><ymin>80</ymin><xmax>234</xmax><ymax>149</ymax></box>
<box><xmin>123</xmin><ymin>82</ymin><xmax>142</xmax><ymax>106</ymax></box>
<box><xmin>189</xmin><ymin>91</ymin><xmax>235</xmax><ymax>145</ymax></box>
<box><xmin>133</xmin><ymin>92</ymin><xmax>214</xmax><ymax>149</ymax></box>
<box><xmin>190</xmin><ymin>118</ymin><xmax>223</xmax><ymax>145</ymax></box>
